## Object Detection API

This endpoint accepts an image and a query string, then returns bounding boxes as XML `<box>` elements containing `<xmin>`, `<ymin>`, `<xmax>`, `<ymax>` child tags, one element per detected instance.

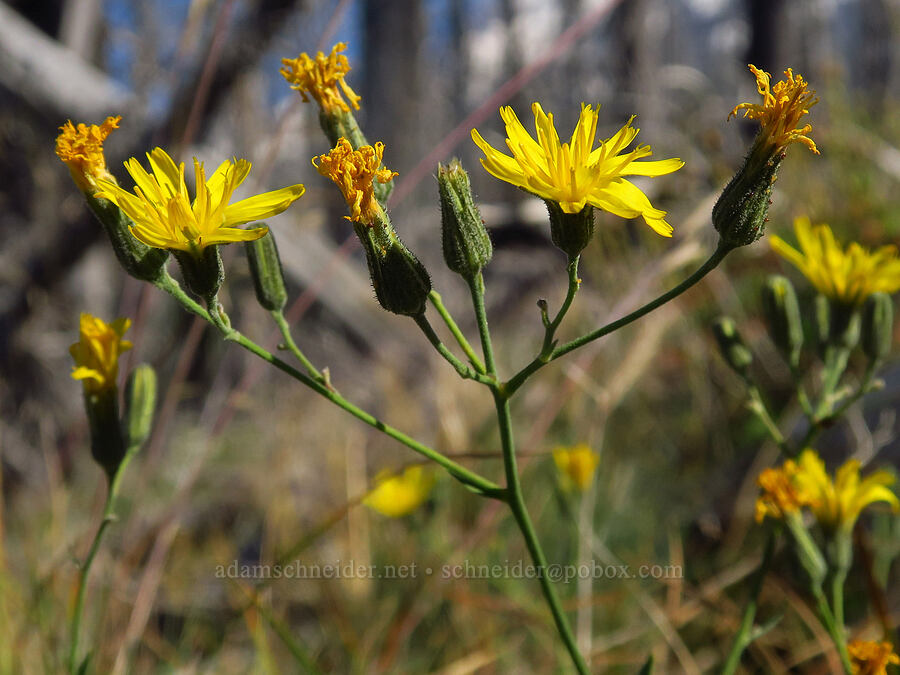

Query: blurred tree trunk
<box><xmin>745</xmin><ymin>0</ymin><xmax>785</xmax><ymax>74</ymax></box>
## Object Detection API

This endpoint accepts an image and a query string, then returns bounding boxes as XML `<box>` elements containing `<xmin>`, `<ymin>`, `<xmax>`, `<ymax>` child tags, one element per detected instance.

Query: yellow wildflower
<box><xmin>94</xmin><ymin>147</ymin><xmax>305</xmax><ymax>253</ymax></box>
<box><xmin>471</xmin><ymin>103</ymin><xmax>683</xmax><ymax>236</ymax></box>
<box><xmin>364</xmin><ymin>466</ymin><xmax>435</xmax><ymax>518</ymax></box>
<box><xmin>730</xmin><ymin>64</ymin><xmax>819</xmax><ymax>155</ymax></box>
<box><xmin>754</xmin><ymin>459</ymin><xmax>811</xmax><ymax>523</ymax></box>
<box><xmin>280</xmin><ymin>42</ymin><xmax>361</xmax><ymax>115</ymax></box>
<box><xmin>793</xmin><ymin>449</ymin><xmax>899</xmax><ymax>532</ymax></box>
<box><xmin>55</xmin><ymin>115</ymin><xmax>121</xmax><ymax>191</ymax></box>
<box><xmin>313</xmin><ymin>137</ymin><xmax>397</xmax><ymax>224</ymax></box>
<box><xmin>553</xmin><ymin>444</ymin><xmax>600</xmax><ymax>492</ymax></box>
<box><xmin>771</xmin><ymin>217</ymin><xmax>900</xmax><ymax>306</ymax></box>
<box><xmin>849</xmin><ymin>640</ymin><xmax>900</xmax><ymax>675</ymax></box>
<box><xmin>69</xmin><ymin>313</ymin><xmax>132</xmax><ymax>394</ymax></box>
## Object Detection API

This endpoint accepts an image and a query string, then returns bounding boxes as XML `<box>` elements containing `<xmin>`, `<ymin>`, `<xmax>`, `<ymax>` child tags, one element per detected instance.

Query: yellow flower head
<box><xmin>471</xmin><ymin>103</ymin><xmax>684</xmax><ymax>236</ymax></box>
<box><xmin>793</xmin><ymin>449</ymin><xmax>899</xmax><ymax>532</ymax></box>
<box><xmin>553</xmin><ymin>444</ymin><xmax>600</xmax><ymax>492</ymax></box>
<box><xmin>69</xmin><ymin>313</ymin><xmax>132</xmax><ymax>394</ymax></box>
<box><xmin>730</xmin><ymin>64</ymin><xmax>819</xmax><ymax>155</ymax></box>
<box><xmin>755</xmin><ymin>459</ymin><xmax>811</xmax><ymax>523</ymax></box>
<box><xmin>280</xmin><ymin>42</ymin><xmax>361</xmax><ymax>115</ymax></box>
<box><xmin>771</xmin><ymin>217</ymin><xmax>900</xmax><ymax>306</ymax></box>
<box><xmin>55</xmin><ymin>115</ymin><xmax>121</xmax><ymax>191</ymax></box>
<box><xmin>94</xmin><ymin>147</ymin><xmax>305</xmax><ymax>253</ymax></box>
<box><xmin>313</xmin><ymin>137</ymin><xmax>397</xmax><ymax>224</ymax></box>
<box><xmin>849</xmin><ymin>640</ymin><xmax>900</xmax><ymax>675</ymax></box>
<box><xmin>364</xmin><ymin>465</ymin><xmax>435</xmax><ymax>518</ymax></box>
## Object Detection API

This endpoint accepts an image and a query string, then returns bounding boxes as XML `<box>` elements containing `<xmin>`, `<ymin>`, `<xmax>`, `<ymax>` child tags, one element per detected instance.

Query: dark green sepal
<box><xmin>438</xmin><ymin>160</ymin><xmax>492</xmax><ymax>278</ymax></box>
<box><xmin>712</xmin><ymin>316</ymin><xmax>753</xmax><ymax>377</ymax></box>
<box><xmin>861</xmin><ymin>292</ymin><xmax>893</xmax><ymax>363</ymax></box>
<box><xmin>173</xmin><ymin>245</ymin><xmax>224</xmax><ymax>301</ymax></box>
<box><xmin>762</xmin><ymin>275</ymin><xmax>803</xmax><ymax>367</ymax></box>
<box><xmin>546</xmin><ymin>200</ymin><xmax>595</xmax><ymax>259</ymax></box>
<box><xmin>83</xmin><ymin>388</ymin><xmax>126</xmax><ymax>480</ymax></box>
<box><xmin>354</xmin><ymin>220</ymin><xmax>431</xmax><ymax>316</ymax></box>
<box><xmin>124</xmin><ymin>364</ymin><xmax>157</xmax><ymax>448</ymax></box>
<box><xmin>245</xmin><ymin>230</ymin><xmax>288</xmax><ymax>312</ymax></box>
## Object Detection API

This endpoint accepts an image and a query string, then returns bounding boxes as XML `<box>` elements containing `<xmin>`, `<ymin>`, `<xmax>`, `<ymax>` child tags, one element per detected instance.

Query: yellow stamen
<box><xmin>280</xmin><ymin>42</ymin><xmax>361</xmax><ymax>115</ymax></box>
<box><xmin>55</xmin><ymin>116</ymin><xmax>121</xmax><ymax>191</ymax></box>
<box><xmin>312</xmin><ymin>138</ymin><xmax>397</xmax><ymax>224</ymax></box>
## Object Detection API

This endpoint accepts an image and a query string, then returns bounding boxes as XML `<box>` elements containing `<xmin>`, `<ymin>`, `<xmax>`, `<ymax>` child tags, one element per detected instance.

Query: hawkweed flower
<box><xmin>771</xmin><ymin>217</ymin><xmax>900</xmax><ymax>307</ymax></box>
<box><xmin>364</xmin><ymin>466</ymin><xmax>435</xmax><ymax>518</ymax></box>
<box><xmin>472</xmin><ymin>103</ymin><xmax>683</xmax><ymax>246</ymax></box>
<box><xmin>313</xmin><ymin>137</ymin><xmax>396</xmax><ymax>225</ymax></box>
<box><xmin>280</xmin><ymin>42</ymin><xmax>361</xmax><ymax>115</ymax></box>
<box><xmin>754</xmin><ymin>458</ymin><xmax>809</xmax><ymax>523</ymax></box>
<box><xmin>848</xmin><ymin>640</ymin><xmax>900</xmax><ymax>675</ymax></box>
<box><xmin>553</xmin><ymin>444</ymin><xmax>599</xmax><ymax>492</ymax></box>
<box><xmin>713</xmin><ymin>65</ymin><xmax>818</xmax><ymax>247</ymax></box>
<box><xmin>55</xmin><ymin>115</ymin><xmax>121</xmax><ymax>192</ymax></box>
<box><xmin>70</xmin><ymin>313</ymin><xmax>132</xmax><ymax>395</ymax></box>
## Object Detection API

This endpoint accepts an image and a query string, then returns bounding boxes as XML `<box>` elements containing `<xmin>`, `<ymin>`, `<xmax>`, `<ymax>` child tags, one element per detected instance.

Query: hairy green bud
<box><xmin>762</xmin><ymin>275</ymin><xmax>803</xmax><ymax>367</ymax></box>
<box><xmin>711</xmin><ymin>143</ymin><xmax>782</xmax><ymax>247</ymax></box>
<box><xmin>712</xmin><ymin>316</ymin><xmax>753</xmax><ymax>376</ymax></box>
<box><xmin>124</xmin><ymin>364</ymin><xmax>157</xmax><ymax>448</ymax></box>
<box><xmin>862</xmin><ymin>292</ymin><xmax>893</xmax><ymax>363</ymax></box>
<box><xmin>246</xmin><ymin>231</ymin><xmax>288</xmax><ymax>312</ymax></box>
<box><xmin>355</xmin><ymin>220</ymin><xmax>431</xmax><ymax>316</ymax></box>
<box><xmin>438</xmin><ymin>160</ymin><xmax>492</xmax><ymax>278</ymax></box>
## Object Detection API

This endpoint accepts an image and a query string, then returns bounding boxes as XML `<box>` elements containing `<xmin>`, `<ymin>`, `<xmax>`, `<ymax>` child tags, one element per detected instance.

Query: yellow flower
<box><xmin>280</xmin><ymin>42</ymin><xmax>361</xmax><ymax>115</ymax></box>
<box><xmin>793</xmin><ymin>449</ymin><xmax>899</xmax><ymax>532</ymax></box>
<box><xmin>771</xmin><ymin>217</ymin><xmax>900</xmax><ymax>306</ymax></box>
<box><xmin>730</xmin><ymin>64</ymin><xmax>819</xmax><ymax>155</ymax></box>
<box><xmin>471</xmin><ymin>103</ymin><xmax>683</xmax><ymax>236</ymax></box>
<box><xmin>313</xmin><ymin>137</ymin><xmax>397</xmax><ymax>224</ymax></box>
<box><xmin>55</xmin><ymin>115</ymin><xmax>121</xmax><ymax>191</ymax></box>
<box><xmin>69</xmin><ymin>313</ymin><xmax>132</xmax><ymax>394</ymax></box>
<box><xmin>553</xmin><ymin>444</ymin><xmax>600</xmax><ymax>492</ymax></box>
<box><xmin>754</xmin><ymin>459</ymin><xmax>811</xmax><ymax>523</ymax></box>
<box><xmin>848</xmin><ymin>640</ymin><xmax>900</xmax><ymax>675</ymax></box>
<box><xmin>364</xmin><ymin>466</ymin><xmax>435</xmax><ymax>518</ymax></box>
<box><xmin>94</xmin><ymin>147</ymin><xmax>305</xmax><ymax>253</ymax></box>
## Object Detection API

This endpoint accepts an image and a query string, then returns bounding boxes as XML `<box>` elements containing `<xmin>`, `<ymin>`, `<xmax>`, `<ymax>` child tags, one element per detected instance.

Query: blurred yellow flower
<box><xmin>755</xmin><ymin>459</ymin><xmax>810</xmax><ymax>523</ymax></box>
<box><xmin>69</xmin><ymin>313</ymin><xmax>132</xmax><ymax>394</ymax></box>
<box><xmin>313</xmin><ymin>137</ymin><xmax>397</xmax><ymax>224</ymax></box>
<box><xmin>730</xmin><ymin>64</ymin><xmax>819</xmax><ymax>155</ymax></box>
<box><xmin>848</xmin><ymin>640</ymin><xmax>900</xmax><ymax>675</ymax></box>
<box><xmin>280</xmin><ymin>42</ymin><xmax>361</xmax><ymax>115</ymax></box>
<box><xmin>55</xmin><ymin>115</ymin><xmax>121</xmax><ymax>191</ymax></box>
<box><xmin>553</xmin><ymin>444</ymin><xmax>599</xmax><ymax>492</ymax></box>
<box><xmin>771</xmin><ymin>217</ymin><xmax>900</xmax><ymax>305</ymax></box>
<box><xmin>793</xmin><ymin>449</ymin><xmax>898</xmax><ymax>532</ymax></box>
<box><xmin>364</xmin><ymin>466</ymin><xmax>435</xmax><ymax>518</ymax></box>
<box><xmin>95</xmin><ymin>147</ymin><xmax>305</xmax><ymax>253</ymax></box>
<box><xmin>471</xmin><ymin>103</ymin><xmax>683</xmax><ymax>236</ymax></box>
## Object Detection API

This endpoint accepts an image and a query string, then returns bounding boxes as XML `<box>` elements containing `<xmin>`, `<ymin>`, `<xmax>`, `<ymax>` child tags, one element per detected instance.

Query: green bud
<box><xmin>85</xmin><ymin>193</ymin><xmax>169</xmax><ymax>282</ymax></box>
<box><xmin>862</xmin><ymin>292</ymin><xmax>893</xmax><ymax>363</ymax></box>
<box><xmin>762</xmin><ymin>275</ymin><xmax>803</xmax><ymax>367</ymax></box>
<box><xmin>546</xmin><ymin>200</ymin><xmax>595</xmax><ymax>259</ymax></box>
<box><xmin>83</xmin><ymin>388</ymin><xmax>126</xmax><ymax>480</ymax></box>
<box><xmin>355</xmin><ymin>221</ymin><xmax>431</xmax><ymax>316</ymax></box>
<box><xmin>712</xmin><ymin>316</ymin><xmax>753</xmax><ymax>376</ymax></box>
<box><xmin>124</xmin><ymin>364</ymin><xmax>157</xmax><ymax>448</ymax></box>
<box><xmin>438</xmin><ymin>160</ymin><xmax>492</xmax><ymax>278</ymax></box>
<box><xmin>245</xmin><ymin>231</ymin><xmax>288</xmax><ymax>312</ymax></box>
<box><xmin>173</xmin><ymin>245</ymin><xmax>224</xmax><ymax>302</ymax></box>
<box><xmin>711</xmin><ymin>143</ymin><xmax>782</xmax><ymax>247</ymax></box>
<box><xmin>814</xmin><ymin>294</ymin><xmax>831</xmax><ymax>356</ymax></box>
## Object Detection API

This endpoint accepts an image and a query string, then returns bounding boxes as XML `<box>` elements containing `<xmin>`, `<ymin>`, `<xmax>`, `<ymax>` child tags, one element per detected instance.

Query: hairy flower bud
<box><xmin>712</xmin><ymin>317</ymin><xmax>753</xmax><ymax>377</ymax></box>
<box><xmin>762</xmin><ymin>275</ymin><xmax>803</xmax><ymax>367</ymax></box>
<box><xmin>124</xmin><ymin>364</ymin><xmax>157</xmax><ymax>448</ymax></box>
<box><xmin>356</xmin><ymin>221</ymin><xmax>431</xmax><ymax>316</ymax></box>
<box><xmin>438</xmin><ymin>160</ymin><xmax>492</xmax><ymax>278</ymax></box>
<box><xmin>862</xmin><ymin>292</ymin><xmax>893</xmax><ymax>363</ymax></box>
<box><xmin>246</xmin><ymin>230</ymin><xmax>288</xmax><ymax>312</ymax></box>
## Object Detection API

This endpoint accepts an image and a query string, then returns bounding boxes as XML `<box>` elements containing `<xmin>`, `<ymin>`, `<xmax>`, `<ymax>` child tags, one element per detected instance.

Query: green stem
<box><xmin>747</xmin><ymin>386</ymin><xmax>792</xmax><ymax>456</ymax></box>
<box><xmin>721</xmin><ymin>531</ymin><xmax>777</xmax><ymax>675</ymax></box>
<box><xmin>413</xmin><ymin>313</ymin><xmax>497</xmax><ymax>386</ymax></box>
<box><xmin>812</xmin><ymin>586</ymin><xmax>853</xmax><ymax>673</ymax></box>
<box><xmin>799</xmin><ymin>357</ymin><xmax>873</xmax><ymax>450</ymax></box>
<box><xmin>68</xmin><ymin>444</ymin><xmax>140</xmax><ymax>674</ymax></box>
<box><xmin>505</xmin><ymin>241</ymin><xmax>731</xmax><ymax>395</ymax></box>
<box><xmin>540</xmin><ymin>255</ymin><xmax>580</xmax><ymax>357</ymax></box>
<box><xmin>469</xmin><ymin>272</ymin><xmax>498</xmax><ymax>377</ymax></box>
<box><xmin>271</xmin><ymin>310</ymin><xmax>323</xmax><ymax>382</ymax></box>
<box><xmin>428</xmin><ymin>290</ymin><xmax>486</xmax><ymax>374</ymax></box>
<box><xmin>154</xmin><ymin>272</ymin><xmax>502</xmax><ymax>498</ymax></box>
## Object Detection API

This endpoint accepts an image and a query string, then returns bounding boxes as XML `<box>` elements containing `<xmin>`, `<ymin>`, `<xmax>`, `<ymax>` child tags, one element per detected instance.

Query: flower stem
<box><xmin>413</xmin><ymin>313</ymin><xmax>497</xmax><ymax>385</ymax></box>
<box><xmin>540</xmin><ymin>255</ymin><xmax>581</xmax><ymax>357</ymax></box>
<box><xmin>271</xmin><ymin>310</ymin><xmax>323</xmax><ymax>382</ymax></box>
<box><xmin>469</xmin><ymin>272</ymin><xmax>498</xmax><ymax>377</ymax></box>
<box><xmin>428</xmin><ymin>290</ymin><xmax>486</xmax><ymax>373</ymax></box>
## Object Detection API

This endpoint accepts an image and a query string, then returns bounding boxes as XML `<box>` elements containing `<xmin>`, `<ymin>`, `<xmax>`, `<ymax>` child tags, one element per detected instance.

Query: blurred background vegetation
<box><xmin>1</xmin><ymin>0</ymin><xmax>899</xmax><ymax>672</ymax></box>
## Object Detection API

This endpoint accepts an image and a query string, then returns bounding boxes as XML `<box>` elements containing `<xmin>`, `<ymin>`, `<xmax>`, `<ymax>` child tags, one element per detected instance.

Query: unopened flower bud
<box><xmin>546</xmin><ymin>200</ymin><xmax>595</xmax><ymax>259</ymax></box>
<box><xmin>762</xmin><ymin>275</ymin><xmax>803</xmax><ymax>367</ymax></box>
<box><xmin>712</xmin><ymin>317</ymin><xmax>753</xmax><ymax>377</ymax></box>
<box><xmin>438</xmin><ymin>160</ymin><xmax>492</xmax><ymax>278</ymax></box>
<box><xmin>711</xmin><ymin>152</ymin><xmax>780</xmax><ymax>248</ymax></box>
<box><xmin>356</xmin><ymin>222</ymin><xmax>431</xmax><ymax>316</ymax></box>
<box><xmin>862</xmin><ymin>292</ymin><xmax>893</xmax><ymax>363</ymax></box>
<box><xmin>245</xmin><ymin>230</ymin><xmax>288</xmax><ymax>312</ymax></box>
<box><xmin>173</xmin><ymin>246</ymin><xmax>224</xmax><ymax>303</ymax></box>
<box><xmin>814</xmin><ymin>294</ymin><xmax>830</xmax><ymax>356</ymax></box>
<box><xmin>124</xmin><ymin>364</ymin><xmax>157</xmax><ymax>448</ymax></box>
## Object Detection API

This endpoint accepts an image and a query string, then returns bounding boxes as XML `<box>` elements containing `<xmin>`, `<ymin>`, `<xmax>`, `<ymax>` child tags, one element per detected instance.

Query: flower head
<box><xmin>70</xmin><ymin>313</ymin><xmax>132</xmax><ymax>394</ymax></box>
<box><xmin>553</xmin><ymin>444</ymin><xmax>599</xmax><ymax>492</ymax></box>
<box><xmin>55</xmin><ymin>116</ymin><xmax>121</xmax><ymax>191</ymax></box>
<box><xmin>471</xmin><ymin>103</ymin><xmax>683</xmax><ymax>236</ymax></box>
<box><xmin>313</xmin><ymin>137</ymin><xmax>397</xmax><ymax>224</ymax></box>
<box><xmin>771</xmin><ymin>217</ymin><xmax>900</xmax><ymax>306</ymax></box>
<box><xmin>792</xmin><ymin>449</ymin><xmax>899</xmax><ymax>532</ymax></box>
<box><xmin>755</xmin><ymin>459</ymin><xmax>811</xmax><ymax>523</ymax></box>
<box><xmin>730</xmin><ymin>65</ymin><xmax>819</xmax><ymax>155</ymax></box>
<box><xmin>364</xmin><ymin>466</ymin><xmax>435</xmax><ymax>518</ymax></box>
<box><xmin>94</xmin><ymin>148</ymin><xmax>305</xmax><ymax>253</ymax></box>
<box><xmin>280</xmin><ymin>42</ymin><xmax>361</xmax><ymax>115</ymax></box>
<box><xmin>848</xmin><ymin>640</ymin><xmax>900</xmax><ymax>675</ymax></box>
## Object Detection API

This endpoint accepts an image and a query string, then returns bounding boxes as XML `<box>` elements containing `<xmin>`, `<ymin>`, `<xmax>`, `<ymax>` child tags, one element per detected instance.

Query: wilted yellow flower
<box><xmin>553</xmin><ymin>444</ymin><xmax>600</xmax><ymax>492</ymax></box>
<box><xmin>313</xmin><ymin>137</ymin><xmax>397</xmax><ymax>224</ymax></box>
<box><xmin>849</xmin><ymin>640</ymin><xmax>900</xmax><ymax>675</ymax></box>
<box><xmin>280</xmin><ymin>42</ymin><xmax>361</xmax><ymax>115</ymax></box>
<box><xmin>94</xmin><ymin>147</ymin><xmax>305</xmax><ymax>253</ymax></box>
<box><xmin>755</xmin><ymin>459</ymin><xmax>811</xmax><ymax>523</ymax></box>
<box><xmin>730</xmin><ymin>64</ymin><xmax>819</xmax><ymax>155</ymax></box>
<box><xmin>364</xmin><ymin>465</ymin><xmax>435</xmax><ymax>518</ymax></box>
<box><xmin>55</xmin><ymin>115</ymin><xmax>121</xmax><ymax>191</ymax></box>
<box><xmin>793</xmin><ymin>449</ymin><xmax>899</xmax><ymax>532</ymax></box>
<box><xmin>70</xmin><ymin>313</ymin><xmax>132</xmax><ymax>394</ymax></box>
<box><xmin>471</xmin><ymin>103</ymin><xmax>683</xmax><ymax>236</ymax></box>
<box><xmin>771</xmin><ymin>217</ymin><xmax>900</xmax><ymax>306</ymax></box>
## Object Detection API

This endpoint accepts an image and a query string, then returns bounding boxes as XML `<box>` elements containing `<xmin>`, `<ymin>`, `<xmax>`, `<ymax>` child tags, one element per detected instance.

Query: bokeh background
<box><xmin>2</xmin><ymin>0</ymin><xmax>900</xmax><ymax>672</ymax></box>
